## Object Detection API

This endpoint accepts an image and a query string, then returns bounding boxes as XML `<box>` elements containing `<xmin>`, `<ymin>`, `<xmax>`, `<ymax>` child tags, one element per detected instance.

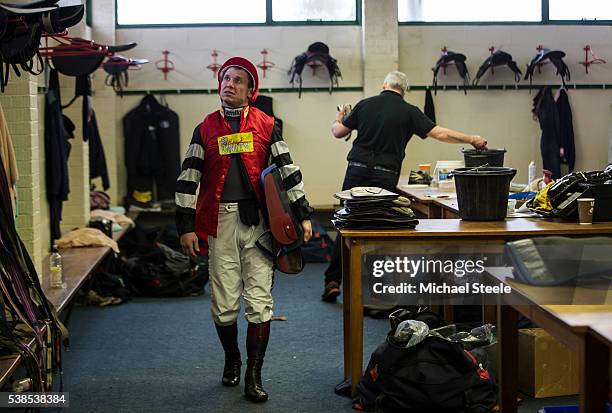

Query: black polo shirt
<box><xmin>343</xmin><ymin>90</ymin><xmax>435</xmax><ymax>173</ymax></box>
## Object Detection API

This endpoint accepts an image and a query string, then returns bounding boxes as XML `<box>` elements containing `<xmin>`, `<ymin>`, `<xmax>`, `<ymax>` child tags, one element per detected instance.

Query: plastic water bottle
<box><xmin>528</xmin><ymin>161</ymin><xmax>536</xmax><ymax>186</ymax></box>
<box><xmin>50</xmin><ymin>246</ymin><xmax>65</xmax><ymax>289</ymax></box>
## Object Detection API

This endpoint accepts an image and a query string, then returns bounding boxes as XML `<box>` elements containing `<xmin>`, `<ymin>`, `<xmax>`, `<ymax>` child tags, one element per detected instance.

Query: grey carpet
<box><xmin>60</xmin><ymin>263</ymin><xmax>578</xmax><ymax>412</ymax></box>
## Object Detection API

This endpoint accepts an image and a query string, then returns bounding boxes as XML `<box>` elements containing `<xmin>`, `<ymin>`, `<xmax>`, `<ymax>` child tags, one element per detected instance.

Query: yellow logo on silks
<box><xmin>218</xmin><ymin>132</ymin><xmax>254</xmax><ymax>155</ymax></box>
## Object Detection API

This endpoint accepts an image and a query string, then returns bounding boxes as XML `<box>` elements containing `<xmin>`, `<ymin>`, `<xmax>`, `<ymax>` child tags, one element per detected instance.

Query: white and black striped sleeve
<box><xmin>269</xmin><ymin>120</ymin><xmax>313</xmax><ymax>221</ymax></box>
<box><xmin>175</xmin><ymin>126</ymin><xmax>204</xmax><ymax>235</ymax></box>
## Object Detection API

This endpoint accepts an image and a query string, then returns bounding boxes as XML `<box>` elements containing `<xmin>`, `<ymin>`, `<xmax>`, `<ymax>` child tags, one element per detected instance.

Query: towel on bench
<box><xmin>56</xmin><ymin>227</ymin><xmax>119</xmax><ymax>253</ymax></box>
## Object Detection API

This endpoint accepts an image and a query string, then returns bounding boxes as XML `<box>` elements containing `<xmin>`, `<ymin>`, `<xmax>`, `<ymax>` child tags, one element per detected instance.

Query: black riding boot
<box><xmin>214</xmin><ymin>322</ymin><xmax>241</xmax><ymax>387</ymax></box>
<box><xmin>244</xmin><ymin>321</ymin><xmax>270</xmax><ymax>402</ymax></box>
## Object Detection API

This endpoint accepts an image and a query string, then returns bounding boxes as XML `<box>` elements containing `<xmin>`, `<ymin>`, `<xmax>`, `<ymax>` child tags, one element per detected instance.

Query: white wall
<box><xmin>114</xmin><ymin>26</ymin><xmax>363</xmax><ymax>206</ymax></box>
<box><xmin>102</xmin><ymin>23</ymin><xmax>612</xmax><ymax>205</ymax></box>
<box><xmin>399</xmin><ymin>25</ymin><xmax>612</xmax><ymax>183</ymax></box>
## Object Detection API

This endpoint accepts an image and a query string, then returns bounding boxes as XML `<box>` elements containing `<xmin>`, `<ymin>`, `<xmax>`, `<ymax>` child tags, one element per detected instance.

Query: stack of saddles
<box><xmin>332</xmin><ymin>187</ymin><xmax>419</xmax><ymax>230</ymax></box>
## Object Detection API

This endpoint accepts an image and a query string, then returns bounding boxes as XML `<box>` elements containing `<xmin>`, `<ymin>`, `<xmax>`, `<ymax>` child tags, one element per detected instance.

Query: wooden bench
<box><xmin>0</xmin><ymin>224</ymin><xmax>132</xmax><ymax>388</ymax></box>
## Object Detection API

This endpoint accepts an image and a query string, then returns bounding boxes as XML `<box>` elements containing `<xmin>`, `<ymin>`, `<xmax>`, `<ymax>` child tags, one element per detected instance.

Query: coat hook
<box><xmin>579</xmin><ymin>45</ymin><xmax>606</xmax><ymax>74</ymax></box>
<box><xmin>207</xmin><ymin>49</ymin><xmax>222</xmax><ymax>78</ymax></box>
<box><xmin>155</xmin><ymin>50</ymin><xmax>175</xmax><ymax>80</ymax></box>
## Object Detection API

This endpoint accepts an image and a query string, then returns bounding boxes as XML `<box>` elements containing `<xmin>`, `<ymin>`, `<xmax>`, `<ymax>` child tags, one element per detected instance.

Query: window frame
<box><xmin>114</xmin><ymin>0</ymin><xmax>361</xmax><ymax>28</ymax></box>
<box><xmin>86</xmin><ymin>0</ymin><xmax>92</xmax><ymax>27</ymax></box>
<box><xmin>398</xmin><ymin>0</ymin><xmax>612</xmax><ymax>26</ymax></box>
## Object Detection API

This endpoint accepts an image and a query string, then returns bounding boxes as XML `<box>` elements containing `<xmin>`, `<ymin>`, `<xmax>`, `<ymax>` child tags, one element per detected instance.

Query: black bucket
<box><xmin>453</xmin><ymin>167</ymin><xmax>517</xmax><ymax>221</ymax></box>
<box><xmin>462</xmin><ymin>149</ymin><xmax>506</xmax><ymax>167</ymax></box>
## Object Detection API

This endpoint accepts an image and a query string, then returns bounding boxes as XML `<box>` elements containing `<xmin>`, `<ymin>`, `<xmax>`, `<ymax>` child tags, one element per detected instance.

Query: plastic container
<box><xmin>528</xmin><ymin>161</ymin><xmax>536</xmax><ymax>185</ymax></box>
<box><xmin>438</xmin><ymin>179</ymin><xmax>455</xmax><ymax>192</ymax></box>
<box><xmin>462</xmin><ymin>148</ymin><xmax>506</xmax><ymax>167</ymax></box>
<box><xmin>433</xmin><ymin>160</ymin><xmax>464</xmax><ymax>182</ymax></box>
<box><xmin>50</xmin><ymin>245</ymin><xmax>65</xmax><ymax>289</ymax></box>
<box><xmin>453</xmin><ymin>167</ymin><xmax>517</xmax><ymax>220</ymax></box>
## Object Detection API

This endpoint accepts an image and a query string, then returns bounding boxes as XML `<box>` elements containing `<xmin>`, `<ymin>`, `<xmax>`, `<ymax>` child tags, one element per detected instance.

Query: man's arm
<box><xmin>427</xmin><ymin>126</ymin><xmax>488</xmax><ymax>149</ymax></box>
<box><xmin>270</xmin><ymin>120</ymin><xmax>313</xmax><ymax>242</ymax></box>
<box><xmin>176</xmin><ymin>126</ymin><xmax>204</xmax><ymax>256</ymax></box>
<box><xmin>331</xmin><ymin>107</ymin><xmax>352</xmax><ymax>139</ymax></box>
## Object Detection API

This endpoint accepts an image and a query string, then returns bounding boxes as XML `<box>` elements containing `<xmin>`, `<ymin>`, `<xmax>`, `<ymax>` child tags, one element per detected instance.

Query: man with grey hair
<box><xmin>384</xmin><ymin>70</ymin><xmax>409</xmax><ymax>92</ymax></box>
<box><xmin>321</xmin><ymin>70</ymin><xmax>488</xmax><ymax>302</ymax></box>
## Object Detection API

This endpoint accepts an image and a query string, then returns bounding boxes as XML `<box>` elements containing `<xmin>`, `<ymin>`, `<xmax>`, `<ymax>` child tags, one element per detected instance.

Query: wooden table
<box><xmin>339</xmin><ymin>219</ymin><xmax>612</xmax><ymax>396</ymax></box>
<box><xmin>486</xmin><ymin>267</ymin><xmax>612</xmax><ymax>413</ymax></box>
<box><xmin>396</xmin><ymin>185</ymin><xmax>459</xmax><ymax>218</ymax></box>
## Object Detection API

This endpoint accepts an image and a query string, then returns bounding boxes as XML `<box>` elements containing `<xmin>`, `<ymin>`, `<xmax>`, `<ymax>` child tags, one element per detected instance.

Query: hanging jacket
<box><xmin>175</xmin><ymin>106</ymin><xmax>312</xmax><ymax>239</ymax></box>
<box><xmin>44</xmin><ymin>69</ymin><xmax>70</xmax><ymax>244</ymax></box>
<box><xmin>122</xmin><ymin>94</ymin><xmax>180</xmax><ymax>201</ymax></box>
<box><xmin>71</xmin><ymin>75</ymin><xmax>110</xmax><ymax>189</ymax></box>
<box><xmin>556</xmin><ymin>89</ymin><xmax>575</xmax><ymax>172</ymax></box>
<box><xmin>424</xmin><ymin>89</ymin><xmax>436</xmax><ymax>123</ymax></box>
<box><xmin>86</xmin><ymin>108</ymin><xmax>110</xmax><ymax>189</ymax></box>
<box><xmin>252</xmin><ymin>94</ymin><xmax>283</xmax><ymax>134</ymax></box>
<box><xmin>535</xmin><ymin>87</ymin><xmax>561</xmax><ymax>179</ymax></box>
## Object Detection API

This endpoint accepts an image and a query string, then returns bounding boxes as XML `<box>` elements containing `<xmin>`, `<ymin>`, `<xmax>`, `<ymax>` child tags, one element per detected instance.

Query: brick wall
<box><xmin>362</xmin><ymin>0</ymin><xmax>399</xmax><ymax>97</ymax></box>
<box><xmin>60</xmin><ymin>21</ymin><xmax>92</xmax><ymax>234</ymax></box>
<box><xmin>91</xmin><ymin>0</ymin><xmax>119</xmax><ymax>203</ymax></box>
<box><xmin>0</xmin><ymin>75</ymin><xmax>43</xmax><ymax>276</ymax></box>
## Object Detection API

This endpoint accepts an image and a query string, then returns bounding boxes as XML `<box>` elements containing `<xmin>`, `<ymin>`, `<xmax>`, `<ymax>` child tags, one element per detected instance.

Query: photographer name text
<box><xmin>372</xmin><ymin>282</ymin><xmax>511</xmax><ymax>295</ymax></box>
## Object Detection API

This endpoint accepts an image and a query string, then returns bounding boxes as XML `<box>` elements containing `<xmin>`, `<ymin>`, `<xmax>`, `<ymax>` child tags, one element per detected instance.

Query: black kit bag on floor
<box><xmin>301</xmin><ymin>219</ymin><xmax>332</xmax><ymax>263</ymax></box>
<box><xmin>92</xmin><ymin>271</ymin><xmax>131</xmax><ymax>303</ymax></box>
<box><xmin>353</xmin><ymin>336</ymin><xmax>496</xmax><ymax>413</ymax></box>
<box><xmin>121</xmin><ymin>255</ymin><xmax>206</xmax><ymax>297</ymax></box>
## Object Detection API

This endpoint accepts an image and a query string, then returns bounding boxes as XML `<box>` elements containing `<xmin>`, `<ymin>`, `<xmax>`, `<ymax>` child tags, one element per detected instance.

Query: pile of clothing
<box><xmin>332</xmin><ymin>187</ymin><xmax>418</xmax><ymax>230</ymax></box>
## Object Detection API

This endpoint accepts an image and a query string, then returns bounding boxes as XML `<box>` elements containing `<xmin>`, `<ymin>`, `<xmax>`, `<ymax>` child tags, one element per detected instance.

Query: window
<box><xmin>116</xmin><ymin>0</ymin><xmax>359</xmax><ymax>26</ymax></box>
<box><xmin>398</xmin><ymin>0</ymin><xmax>541</xmax><ymax>23</ymax></box>
<box><xmin>549</xmin><ymin>0</ymin><xmax>612</xmax><ymax>21</ymax></box>
<box><xmin>85</xmin><ymin>0</ymin><xmax>91</xmax><ymax>26</ymax></box>
<box><xmin>272</xmin><ymin>0</ymin><xmax>356</xmax><ymax>22</ymax></box>
<box><xmin>116</xmin><ymin>0</ymin><xmax>266</xmax><ymax>26</ymax></box>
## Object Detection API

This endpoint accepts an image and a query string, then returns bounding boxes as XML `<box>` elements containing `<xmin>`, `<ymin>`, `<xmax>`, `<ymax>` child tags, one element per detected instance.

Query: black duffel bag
<box><xmin>353</xmin><ymin>335</ymin><xmax>496</xmax><ymax>413</ymax></box>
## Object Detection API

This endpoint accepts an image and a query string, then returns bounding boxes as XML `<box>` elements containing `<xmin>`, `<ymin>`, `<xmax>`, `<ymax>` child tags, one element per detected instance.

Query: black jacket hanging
<box><xmin>70</xmin><ymin>74</ymin><xmax>110</xmax><ymax>189</ymax></box>
<box><xmin>424</xmin><ymin>89</ymin><xmax>436</xmax><ymax>123</ymax></box>
<box><xmin>556</xmin><ymin>89</ymin><xmax>576</xmax><ymax>172</ymax></box>
<box><xmin>252</xmin><ymin>94</ymin><xmax>283</xmax><ymax>134</ymax></box>
<box><xmin>533</xmin><ymin>87</ymin><xmax>561</xmax><ymax>179</ymax></box>
<box><xmin>44</xmin><ymin>68</ymin><xmax>70</xmax><ymax>244</ymax></box>
<box><xmin>86</xmin><ymin>108</ymin><xmax>110</xmax><ymax>190</ymax></box>
<box><xmin>122</xmin><ymin>94</ymin><xmax>180</xmax><ymax>202</ymax></box>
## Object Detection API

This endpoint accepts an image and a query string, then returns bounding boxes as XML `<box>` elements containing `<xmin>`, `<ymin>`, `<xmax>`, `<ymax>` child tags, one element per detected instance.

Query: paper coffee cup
<box><xmin>577</xmin><ymin>198</ymin><xmax>595</xmax><ymax>224</ymax></box>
